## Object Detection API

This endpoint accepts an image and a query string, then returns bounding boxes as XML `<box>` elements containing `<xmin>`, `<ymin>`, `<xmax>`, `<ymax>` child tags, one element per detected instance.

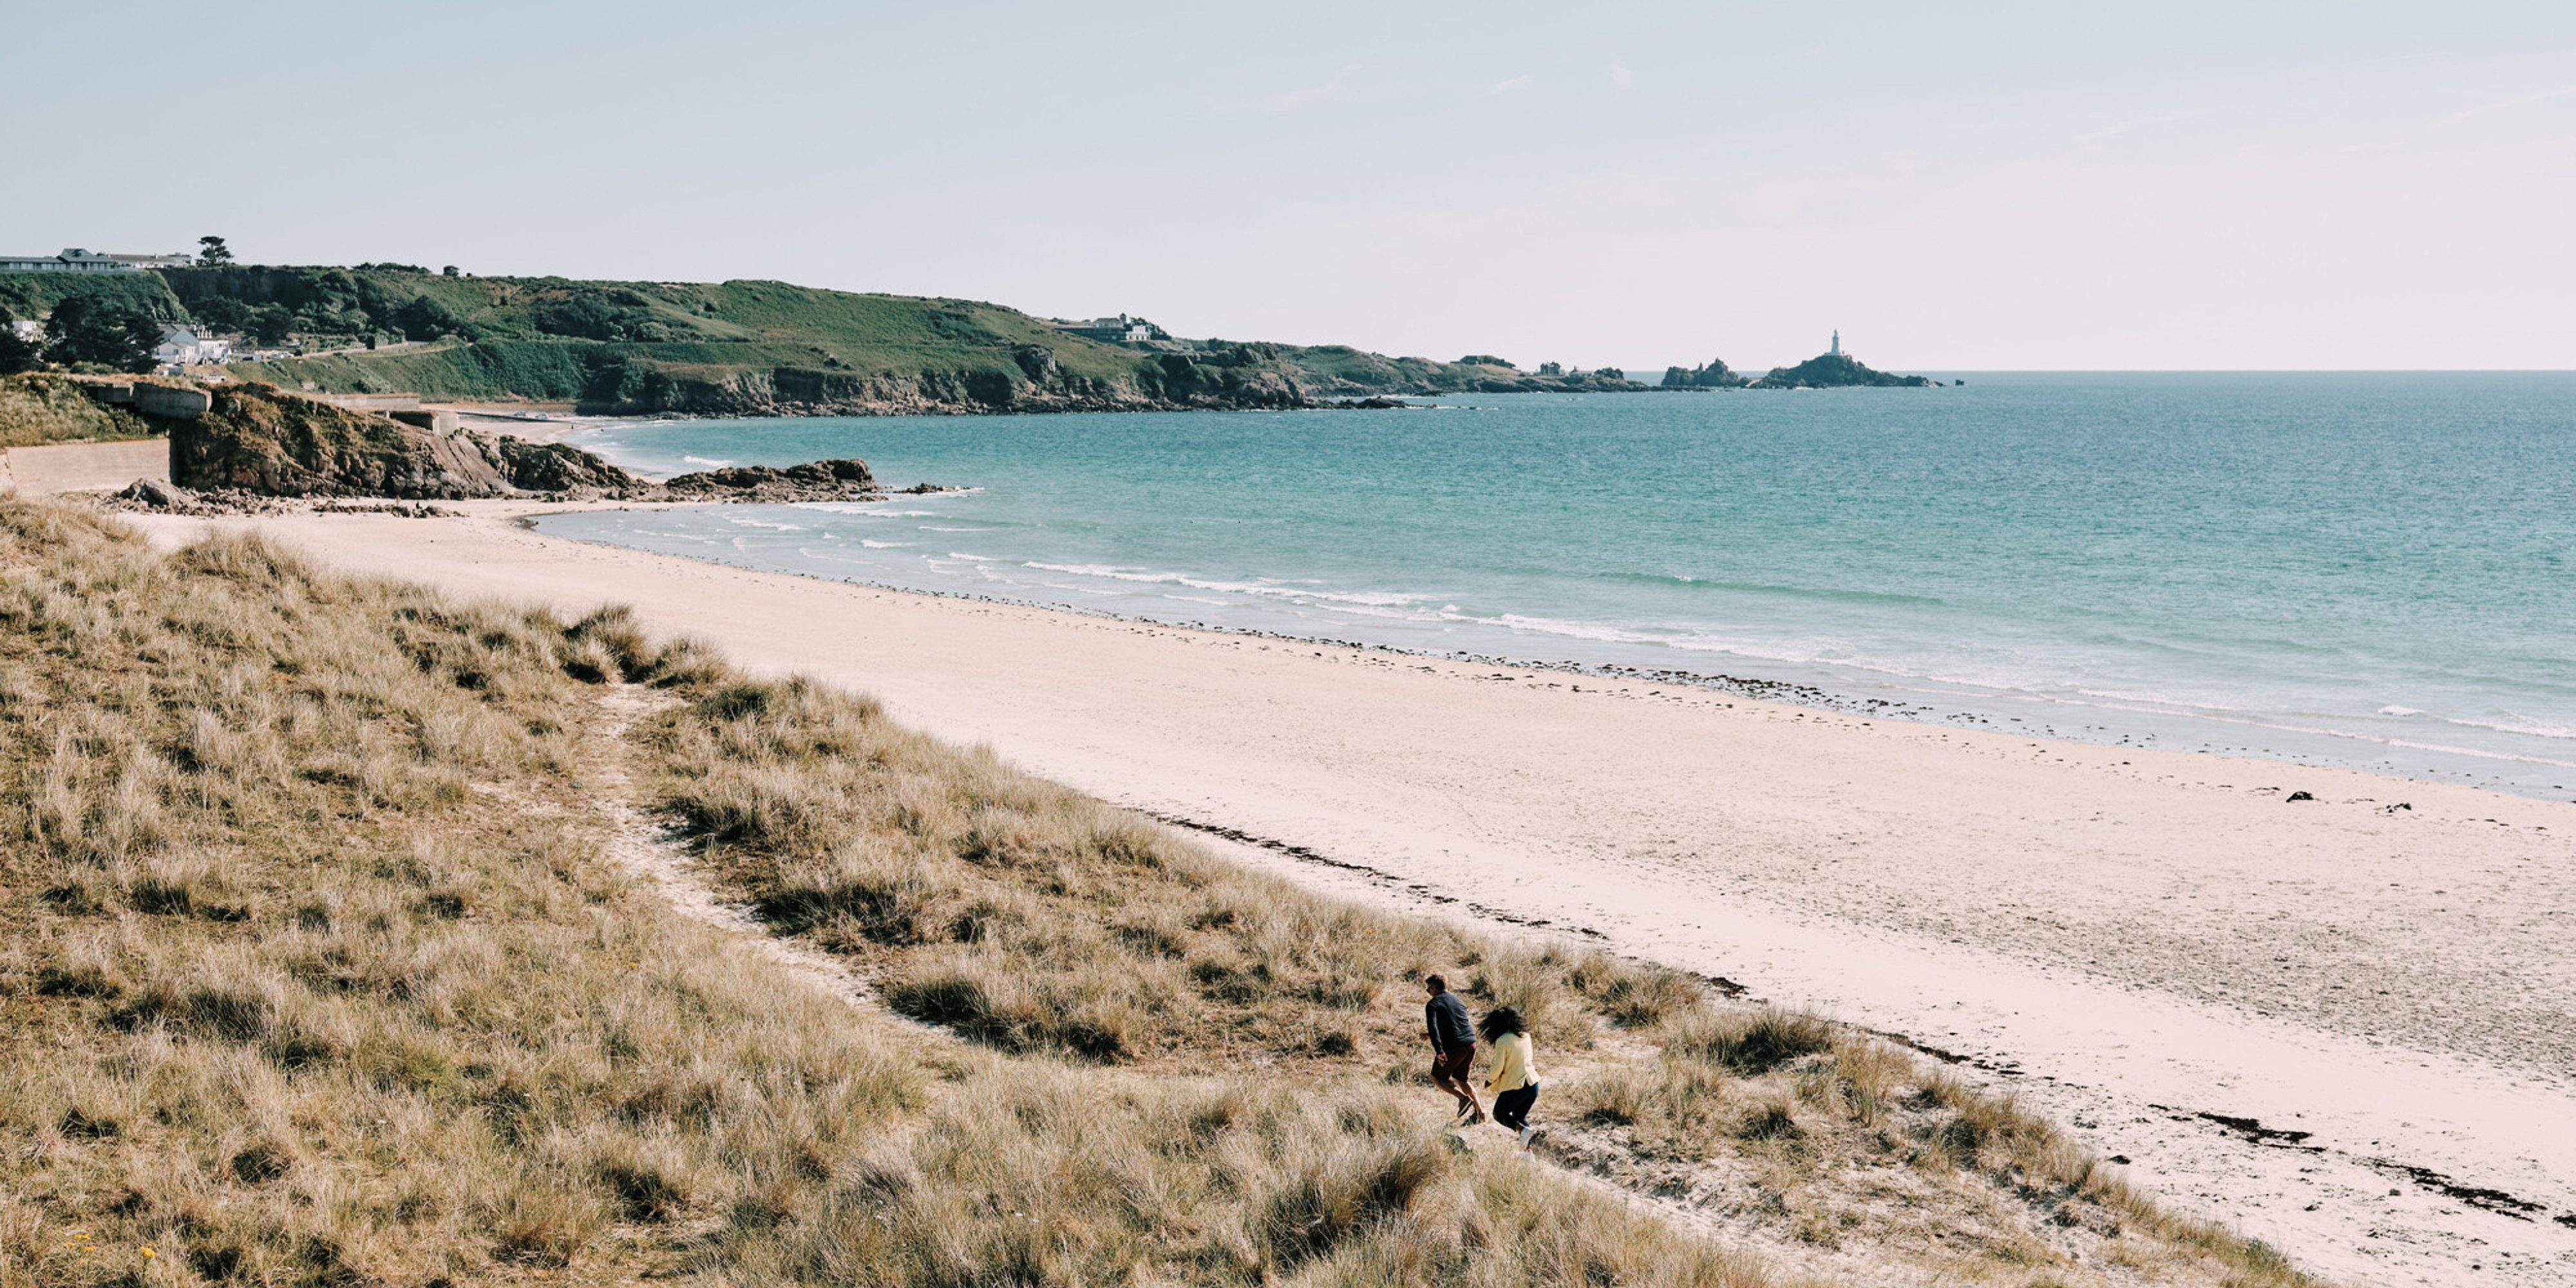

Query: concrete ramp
<box><xmin>0</xmin><ymin>439</ymin><xmax>170</xmax><ymax>495</ymax></box>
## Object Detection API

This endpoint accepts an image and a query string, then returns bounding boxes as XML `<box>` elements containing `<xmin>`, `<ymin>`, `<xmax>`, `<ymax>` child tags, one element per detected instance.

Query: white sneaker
<box><xmin>1516</xmin><ymin>1125</ymin><xmax>1535</xmax><ymax>1146</ymax></box>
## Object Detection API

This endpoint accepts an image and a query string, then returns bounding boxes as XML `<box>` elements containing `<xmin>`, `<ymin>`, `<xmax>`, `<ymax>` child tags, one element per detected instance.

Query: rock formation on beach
<box><xmin>139</xmin><ymin>381</ymin><xmax>886</xmax><ymax>507</ymax></box>
<box><xmin>169</xmin><ymin>384</ymin><xmax>649</xmax><ymax>498</ymax></box>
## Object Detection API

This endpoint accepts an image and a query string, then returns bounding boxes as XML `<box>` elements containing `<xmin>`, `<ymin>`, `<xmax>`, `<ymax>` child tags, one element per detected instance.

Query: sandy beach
<box><xmin>105</xmin><ymin>497</ymin><xmax>2575</xmax><ymax>1288</ymax></box>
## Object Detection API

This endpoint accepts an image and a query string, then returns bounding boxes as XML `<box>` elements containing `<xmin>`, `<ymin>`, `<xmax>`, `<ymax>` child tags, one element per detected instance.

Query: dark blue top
<box><xmin>1425</xmin><ymin>991</ymin><xmax>1473</xmax><ymax>1047</ymax></box>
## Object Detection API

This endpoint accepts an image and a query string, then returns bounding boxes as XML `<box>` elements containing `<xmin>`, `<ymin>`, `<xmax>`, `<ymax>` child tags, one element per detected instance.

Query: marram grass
<box><xmin>0</xmin><ymin>498</ymin><xmax>2324</xmax><ymax>1287</ymax></box>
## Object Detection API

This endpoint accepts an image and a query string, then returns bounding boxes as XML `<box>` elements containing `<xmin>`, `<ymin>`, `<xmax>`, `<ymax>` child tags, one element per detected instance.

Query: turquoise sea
<box><xmin>535</xmin><ymin>374</ymin><xmax>2576</xmax><ymax>802</ymax></box>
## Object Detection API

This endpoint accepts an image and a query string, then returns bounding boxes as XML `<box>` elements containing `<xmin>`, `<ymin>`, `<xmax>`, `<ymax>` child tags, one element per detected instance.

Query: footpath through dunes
<box><xmin>0</xmin><ymin>498</ymin><xmax>2315</xmax><ymax>1288</ymax></box>
<box><xmin>114</xmin><ymin>500</ymin><xmax>2576</xmax><ymax>1288</ymax></box>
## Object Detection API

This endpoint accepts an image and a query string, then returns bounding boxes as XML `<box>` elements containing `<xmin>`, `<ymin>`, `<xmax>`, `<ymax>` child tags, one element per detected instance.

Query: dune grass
<box><xmin>0</xmin><ymin>497</ymin><xmax>2328</xmax><ymax>1287</ymax></box>
<box><xmin>640</xmin><ymin>646</ymin><xmax>2327</xmax><ymax>1288</ymax></box>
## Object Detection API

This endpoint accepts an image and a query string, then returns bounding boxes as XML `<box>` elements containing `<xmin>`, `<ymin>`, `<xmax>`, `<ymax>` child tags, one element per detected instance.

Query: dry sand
<box><xmin>108</xmin><ymin>498</ymin><xmax>2576</xmax><ymax>1288</ymax></box>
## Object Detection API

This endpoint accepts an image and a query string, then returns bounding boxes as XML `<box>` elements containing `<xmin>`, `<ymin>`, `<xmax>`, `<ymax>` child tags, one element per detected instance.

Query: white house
<box><xmin>7</xmin><ymin>319</ymin><xmax>37</xmax><ymax>342</ymax></box>
<box><xmin>155</xmin><ymin>325</ymin><xmax>230</xmax><ymax>366</ymax></box>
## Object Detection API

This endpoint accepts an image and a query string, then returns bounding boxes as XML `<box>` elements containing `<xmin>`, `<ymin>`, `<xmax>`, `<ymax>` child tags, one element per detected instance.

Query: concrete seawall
<box><xmin>0</xmin><ymin>439</ymin><xmax>169</xmax><ymax>495</ymax></box>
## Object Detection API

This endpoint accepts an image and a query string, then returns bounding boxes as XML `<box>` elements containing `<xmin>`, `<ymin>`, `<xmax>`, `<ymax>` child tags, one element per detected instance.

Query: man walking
<box><xmin>1423</xmin><ymin>974</ymin><xmax>1482</xmax><ymax>1124</ymax></box>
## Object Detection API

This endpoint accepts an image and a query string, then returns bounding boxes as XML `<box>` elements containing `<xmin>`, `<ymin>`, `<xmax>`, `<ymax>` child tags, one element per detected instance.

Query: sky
<box><xmin>5</xmin><ymin>1</ymin><xmax>2573</xmax><ymax>370</ymax></box>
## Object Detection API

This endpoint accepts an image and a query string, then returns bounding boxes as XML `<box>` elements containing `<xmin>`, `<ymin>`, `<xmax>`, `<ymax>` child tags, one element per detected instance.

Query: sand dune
<box><xmin>124</xmin><ymin>500</ymin><xmax>2576</xmax><ymax>1288</ymax></box>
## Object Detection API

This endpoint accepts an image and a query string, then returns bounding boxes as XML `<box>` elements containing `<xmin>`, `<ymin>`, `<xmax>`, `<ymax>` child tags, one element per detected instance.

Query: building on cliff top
<box><xmin>0</xmin><ymin>248</ymin><xmax>197</xmax><ymax>274</ymax></box>
<box><xmin>1051</xmin><ymin>314</ymin><xmax>1166</xmax><ymax>343</ymax></box>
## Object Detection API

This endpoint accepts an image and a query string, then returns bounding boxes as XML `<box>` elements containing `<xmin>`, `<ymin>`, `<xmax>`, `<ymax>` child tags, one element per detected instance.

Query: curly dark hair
<box><xmin>1476</xmin><ymin>1005</ymin><xmax>1526</xmax><ymax>1042</ymax></box>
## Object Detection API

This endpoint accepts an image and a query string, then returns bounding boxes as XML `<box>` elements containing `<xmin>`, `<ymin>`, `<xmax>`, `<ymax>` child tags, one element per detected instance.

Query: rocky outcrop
<box><xmin>169</xmin><ymin>384</ymin><xmax>652</xmax><ymax>499</ymax></box>
<box><xmin>170</xmin><ymin>384</ymin><xmax>623</xmax><ymax>495</ymax></box>
<box><xmin>1658</xmin><ymin>359</ymin><xmax>1746</xmax><ymax>389</ymax></box>
<box><xmin>659</xmin><ymin>459</ymin><xmax>878</xmax><ymax>504</ymax></box>
<box><xmin>162</xmin><ymin>383</ymin><xmax>897</xmax><ymax>506</ymax></box>
<box><xmin>485</xmin><ymin>437</ymin><xmax>642</xmax><ymax>492</ymax></box>
<box><xmin>1747</xmin><ymin>353</ymin><xmax>1936</xmax><ymax>389</ymax></box>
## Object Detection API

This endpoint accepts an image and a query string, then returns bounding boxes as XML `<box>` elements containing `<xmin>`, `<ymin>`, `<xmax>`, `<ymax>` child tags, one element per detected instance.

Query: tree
<box><xmin>393</xmin><ymin>294</ymin><xmax>464</xmax><ymax>340</ymax></box>
<box><xmin>197</xmin><ymin>235</ymin><xmax>234</xmax><ymax>266</ymax></box>
<box><xmin>191</xmin><ymin>296</ymin><xmax>250</xmax><ymax>333</ymax></box>
<box><xmin>441</xmin><ymin>265</ymin><xmax>460</xmax><ymax>277</ymax></box>
<box><xmin>244</xmin><ymin>304</ymin><xmax>295</xmax><ymax>346</ymax></box>
<box><xmin>0</xmin><ymin>307</ymin><xmax>41</xmax><ymax>375</ymax></box>
<box><xmin>43</xmin><ymin>296</ymin><xmax>162</xmax><ymax>373</ymax></box>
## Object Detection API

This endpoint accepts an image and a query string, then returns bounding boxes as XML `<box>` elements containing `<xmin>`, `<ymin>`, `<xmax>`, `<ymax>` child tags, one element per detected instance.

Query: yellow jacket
<box><xmin>1482</xmin><ymin>1030</ymin><xmax>1536</xmax><ymax>1096</ymax></box>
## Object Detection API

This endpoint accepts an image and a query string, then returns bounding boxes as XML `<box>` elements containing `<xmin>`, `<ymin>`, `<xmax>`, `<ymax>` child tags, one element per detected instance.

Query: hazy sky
<box><xmin>7</xmin><ymin>1</ymin><xmax>2572</xmax><ymax>370</ymax></box>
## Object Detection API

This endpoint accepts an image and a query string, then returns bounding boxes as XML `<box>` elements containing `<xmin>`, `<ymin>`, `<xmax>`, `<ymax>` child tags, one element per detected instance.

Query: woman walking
<box><xmin>1478</xmin><ymin>1005</ymin><xmax>1542</xmax><ymax>1148</ymax></box>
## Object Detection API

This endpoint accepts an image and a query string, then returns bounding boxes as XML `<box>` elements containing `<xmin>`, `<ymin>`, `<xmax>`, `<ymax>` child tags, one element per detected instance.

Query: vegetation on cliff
<box><xmin>0</xmin><ymin>273</ymin><xmax>182</xmax><ymax>332</ymax></box>
<box><xmin>2</xmin><ymin>265</ymin><xmax>1642</xmax><ymax>414</ymax></box>
<box><xmin>0</xmin><ymin>375</ymin><xmax>163</xmax><ymax>448</ymax></box>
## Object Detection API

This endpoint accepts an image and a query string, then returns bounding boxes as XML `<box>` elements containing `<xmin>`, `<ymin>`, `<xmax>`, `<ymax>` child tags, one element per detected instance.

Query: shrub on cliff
<box><xmin>42</xmin><ymin>296</ymin><xmax>162</xmax><ymax>374</ymax></box>
<box><xmin>0</xmin><ymin>308</ymin><xmax>39</xmax><ymax>375</ymax></box>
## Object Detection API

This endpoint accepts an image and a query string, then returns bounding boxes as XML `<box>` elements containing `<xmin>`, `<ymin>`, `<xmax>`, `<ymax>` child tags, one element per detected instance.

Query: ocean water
<box><xmin>535</xmin><ymin>374</ymin><xmax>2576</xmax><ymax>801</ymax></box>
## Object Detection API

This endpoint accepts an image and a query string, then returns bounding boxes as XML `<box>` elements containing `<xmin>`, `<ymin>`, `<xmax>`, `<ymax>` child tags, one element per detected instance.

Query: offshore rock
<box><xmin>659</xmin><ymin>459</ymin><xmax>879</xmax><ymax>504</ymax></box>
<box><xmin>1659</xmin><ymin>359</ymin><xmax>1747</xmax><ymax>389</ymax></box>
<box><xmin>1747</xmin><ymin>352</ymin><xmax>1937</xmax><ymax>389</ymax></box>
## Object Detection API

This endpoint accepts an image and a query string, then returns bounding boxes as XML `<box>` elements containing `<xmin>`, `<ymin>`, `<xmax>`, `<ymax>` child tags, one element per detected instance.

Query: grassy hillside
<box><xmin>167</xmin><ymin>267</ymin><xmax>1274</xmax><ymax>413</ymax></box>
<box><xmin>0</xmin><ymin>498</ymin><xmax>2322</xmax><ymax>1287</ymax></box>
<box><xmin>0</xmin><ymin>375</ymin><xmax>163</xmax><ymax>448</ymax></box>
<box><xmin>1</xmin><ymin>264</ymin><xmax>1645</xmax><ymax>413</ymax></box>
<box><xmin>156</xmin><ymin>265</ymin><xmax>1633</xmax><ymax>411</ymax></box>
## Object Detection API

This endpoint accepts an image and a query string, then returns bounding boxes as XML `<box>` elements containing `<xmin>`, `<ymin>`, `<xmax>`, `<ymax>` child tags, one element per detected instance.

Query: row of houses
<box><xmin>6</xmin><ymin>316</ymin><xmax>229</xmax><ymax>369</ymax></box>
<box><xmin>0</xmin><ymin>247</ymin><xmax>198</xmax><ymax>274</ymax></box>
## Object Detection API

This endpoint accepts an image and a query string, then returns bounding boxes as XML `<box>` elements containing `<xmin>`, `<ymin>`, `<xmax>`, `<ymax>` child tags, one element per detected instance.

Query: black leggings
<box><xmin>1492</xmin><ymin>1083</ymin><xmax>1538</xmax><ymax>1130</ymax></box>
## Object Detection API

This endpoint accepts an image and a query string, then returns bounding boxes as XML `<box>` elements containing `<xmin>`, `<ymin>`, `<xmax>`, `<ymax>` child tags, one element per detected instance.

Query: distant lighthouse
<box><xmin>1830</xmin><ymin>330</ymin><xmax>1842</xmax><ymax>357</ymax></box>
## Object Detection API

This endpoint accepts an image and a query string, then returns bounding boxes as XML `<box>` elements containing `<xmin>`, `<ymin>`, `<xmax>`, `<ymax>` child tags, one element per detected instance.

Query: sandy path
<box><xmin>124</xmin><ymin>502</ymin><xmax>2576</xmax><ymax>1287</ymax></box>
<box><xmin>580</xmin><ymin>684</ymin><xmax>916</xmax><ymax>1025</ymax></box>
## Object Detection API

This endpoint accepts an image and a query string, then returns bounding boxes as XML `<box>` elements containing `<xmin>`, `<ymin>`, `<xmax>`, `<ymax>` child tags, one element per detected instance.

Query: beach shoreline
<box><xmin>110</xmin><ymin>497</ymin><xmax>2576</xmax><ymax>1288</ymax></box>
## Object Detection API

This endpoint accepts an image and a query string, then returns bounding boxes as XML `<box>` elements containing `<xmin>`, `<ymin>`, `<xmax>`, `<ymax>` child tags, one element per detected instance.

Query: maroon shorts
<box><xmin>1430</xmin><ymin>1042</ymin><xmax>1475</xmax><ymax>1084</ymax></box>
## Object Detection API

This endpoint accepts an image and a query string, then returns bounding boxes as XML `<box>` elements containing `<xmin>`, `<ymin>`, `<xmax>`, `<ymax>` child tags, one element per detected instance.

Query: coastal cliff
<box><xmin>21</xmin><ymin>263</ymin><xmax>1927</xmax><ymax>414</ymax></box>
<box><xmin>138</xmin><ymin>267</ymin><xmax>1651</xmax><ymax>414</ymax></box>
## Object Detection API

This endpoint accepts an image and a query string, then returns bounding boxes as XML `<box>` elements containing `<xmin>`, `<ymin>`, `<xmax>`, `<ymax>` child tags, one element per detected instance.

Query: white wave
<box><xmin>946</xmin><ymin>552</ymin><xmax>997</xmax><ymax>562</ymax></box>
<box><xmin>724</xmin><ymin>517</ymin><xmax>804</xmax><ymax>531</ymax></box>
<box><xmin>1473</xmin><ymin>612</ymin><xmax>1660</xmax><ymax>645</ymax></box>
<box><xmin>2379</xmin><ymin>705</ymin><xmax>2424</xmax><ymax>717</ymax></box>
<box><xmin>921</xmin><ymin>526</ymin><xmax>996</xmax><ymax>533</ymax></box>
<box><xmin>2442</xmin><ymin>712</ymin><xmax>2576</xmax><ymax>741</ymax></box>
<box><xmin>1020</xmin><ymin>562</ymin><xmax>1428</xmax><ymax>609</ymax></box>
<box><xmin>859</xmin><ymin>539</ymin><xmax>913</xmax><ymax>549</ymax></box>
<box><xmin>682</xmin><ymin>455</ymin><xmax>735</xmax><ymax>467</ymax></box>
